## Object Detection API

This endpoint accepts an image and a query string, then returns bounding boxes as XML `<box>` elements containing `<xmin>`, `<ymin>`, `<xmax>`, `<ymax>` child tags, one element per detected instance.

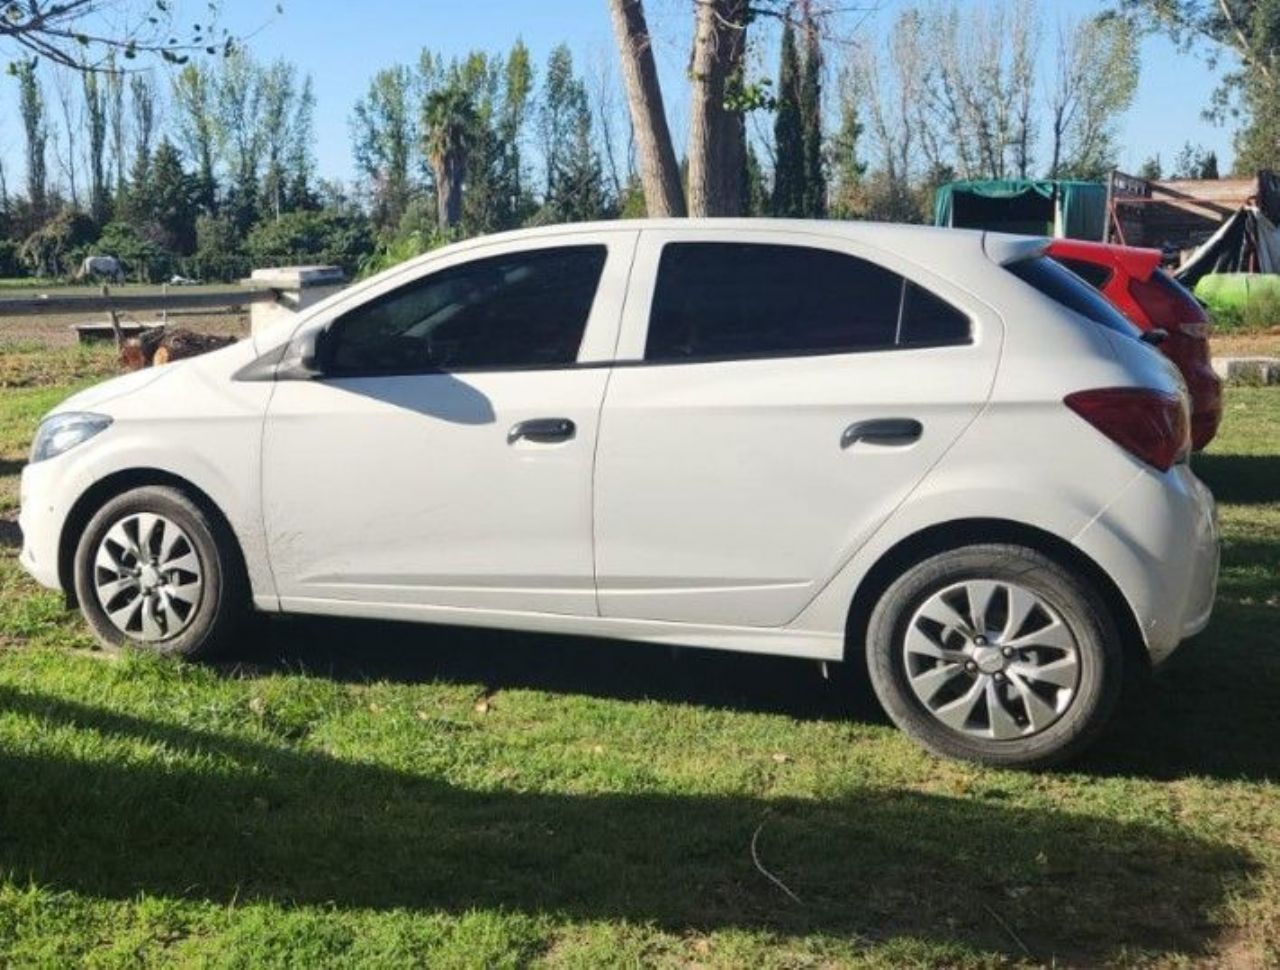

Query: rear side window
<box><xmin>1007</xmin><ymin>256</ymin><xmax>1140</xmax><ymax>338</ymax></box>
<box><xmin>1051</xmin><ymin>256</ymin><xmax>1113</xmax><ymax>291</ymax></box>
<box><xmin>645</xmin><ymin>242</ymin><xmax>970</xmax><ymax>362</ymax></box>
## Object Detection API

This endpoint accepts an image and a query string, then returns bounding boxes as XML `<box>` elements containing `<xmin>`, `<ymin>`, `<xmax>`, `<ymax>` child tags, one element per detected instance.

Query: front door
<box><xmin>261</xmin><ymin>234</ymin><xmax>635</xmax><ymax>616</ymax></box>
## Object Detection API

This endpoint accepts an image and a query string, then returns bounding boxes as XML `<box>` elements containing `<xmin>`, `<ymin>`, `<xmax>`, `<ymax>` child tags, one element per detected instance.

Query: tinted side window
<box><xmin>1051</xmin><ymin>256</ymin><xmax>1113</xmax><ymax>291</ymax></box>
<box><xmin>1007</xmin><ymin>256</ymin><xmax>1139</xmax><ymax>338</ymax></box>
<box><xmin>645</xmin><ymin>243</ymin><xmax>969</xmax><ymax>362</ymax></box>
<box><xmin>899</xmin><ymin>282</ymin><xmax>972</xmax><ymax>346</ymax></box>
<box><xmin>324</xmin><ymin>246</ymin><xmax>607</xmax><ymax>374</ymax></box>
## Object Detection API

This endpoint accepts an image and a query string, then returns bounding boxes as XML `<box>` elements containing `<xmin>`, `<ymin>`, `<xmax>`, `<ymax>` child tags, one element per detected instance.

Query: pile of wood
<box><xmin>109</xmin><ymin>309</ymin><xmax>236</xmax><ymax>371</ymax></box>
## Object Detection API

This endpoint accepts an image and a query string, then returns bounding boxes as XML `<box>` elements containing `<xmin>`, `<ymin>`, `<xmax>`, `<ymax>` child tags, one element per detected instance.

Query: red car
<box><xmin>1048</xmin><ymin>239</ymin><xmax>1222</xmax><ymax>450</ymax></box>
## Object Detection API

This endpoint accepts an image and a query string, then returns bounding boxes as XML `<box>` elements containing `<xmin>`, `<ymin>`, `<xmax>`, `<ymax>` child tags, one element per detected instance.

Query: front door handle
<box><xmin>841</xmin><ymin>418</ymin><xmax>923</xmax><ymax>449</ymax></box>
<box><xmin>508</xmin><ymin>417</ymin><xmax>576</xmax><ymax>444</ymax></box>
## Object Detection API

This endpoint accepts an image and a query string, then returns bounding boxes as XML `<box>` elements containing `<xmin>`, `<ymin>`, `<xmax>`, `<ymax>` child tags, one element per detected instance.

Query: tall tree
<box><xmin>799</xmin><ymin>8</ymin><xmax>826</xmax><ymax>217</ymax></box>
<box><xmin>258</xmin><ymin>61</ymin><xmax>315</xmax><ymax>219</ymax></box>
<box><xmin>1047</xmin><ymin>15</ymin><xmax>1138</xmax><ymax>180</ymax></box>
<box><xmin>917</xmin><ymin>0</ymin><xmax>1039</xmax><ymax>181</ymax></box>
<box><xmin>216</xmin><ymin>49</ymin><xmax>265</xmax><ymax>232</ymax></box>
<box><xmin>147</xmin><ymin>139</ymin><xmax>198</xmax><ymax>253</ymax></box>
<box><xmin>83</xmin><ymin>70</ymin><xmax>110</xmax><ymax>223</ymax></box>
<box><xmin>51</xmin><ymin>69</ymin><xmax>82</xmax><ymax>210</ymax></box>
<box><xmin>829</xmin><ymin>67</ymin><xmax>867</xmax><ymax>219</ymax></box>
<box><xmin>171</xmin><ymin>64</ymin><xmax>219</xmax><ymax>213</ymax></box>
<box><xmin>498</xmin><ymin>40</ymin><xmax>536</xmax><ymax>225</ymax></box>
<box><xmin>351</xmin><ymin>65</ymin><xmax>417</xmax><ymax>230</ymax></box>
<box><xmin>607</xmin><ymin>0</ymin><xmax>686</xmax><ymax>216</ymax></box>
<box><xmin>852</xmin><ymin>7</ymin><xmax>928</xmax><ymax>222</ymax></box>
<box><xmin>1171</xmin><ymin>141</ymin><xmax>1220</xmax><ymax>178</ymax></box>
<box><xmin>15</xmin><ymin>60</ymin><xmax>49</xmax><ymax>223</ymax></box>
<box><xmin>128</xmin><ymin>73</ymin><xmax>159</xmax><ymax>188</ymax></box>
<box><xmin>687</xmin><ymin>0</ymin><xmax>749</xmax><ymax>216</ymax></box>
<box><xmin>424</xmin><ymin>81</ymin><xmax>477</xmax><ymax>229</ymax></box>
<box><xmin>1115</xmin><ymin>1</ymin><xmax>1280</xmax><ymax>173</ymax></box>
<box><xmin>772</xmin><ymin>19</ymin><xmax>805</xmax><ymax>216</ymax></box>
<box><xmin>107</xmin><ymin>58</ymin><xmax>127</xmax><ymax>196</ymax></box>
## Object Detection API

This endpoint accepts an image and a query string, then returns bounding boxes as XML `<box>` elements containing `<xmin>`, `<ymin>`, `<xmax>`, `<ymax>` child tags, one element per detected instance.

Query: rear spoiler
<box><xmin>981</xmin><ymin>232</ymin><xmax>1048</xmax><ymax>266</ymax></box>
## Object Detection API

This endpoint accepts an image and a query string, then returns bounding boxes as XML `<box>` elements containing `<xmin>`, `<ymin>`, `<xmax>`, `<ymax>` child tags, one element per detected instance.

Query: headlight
<box><xmin>29</xmin><ymin>412</ymin><xmax>113</xmax><ymax>463</ymax></box>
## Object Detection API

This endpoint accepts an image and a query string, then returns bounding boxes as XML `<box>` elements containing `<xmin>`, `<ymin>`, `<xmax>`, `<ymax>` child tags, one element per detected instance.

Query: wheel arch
<box><xmin>58</xmin><ymin>468</ymin><xmax>250</xmax><ymax>609</ymax></box>
<box><xmin>842</xmin><ymin>517</ymin><xmax>1148</xmax><ymax>674</ymax></box>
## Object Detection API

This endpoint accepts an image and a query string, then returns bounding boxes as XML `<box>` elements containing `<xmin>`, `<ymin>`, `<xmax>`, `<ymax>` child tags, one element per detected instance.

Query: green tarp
<box><xmin>934</xmin><ymin>179</ymin><xmax>1108</xmax><ymax>241</ymax></box>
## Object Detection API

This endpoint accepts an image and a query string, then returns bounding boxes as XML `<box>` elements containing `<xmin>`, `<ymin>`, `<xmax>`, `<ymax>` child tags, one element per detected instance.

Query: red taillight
<box><xmin>1064</xmin><ymin>388</ymin><xmax>1190</xmax><ymax>472</ymax></box>
<box><xmin>1127</xmin><ymin>272</ymin><xmax>1209</xmax><ymax>335</ymax></box>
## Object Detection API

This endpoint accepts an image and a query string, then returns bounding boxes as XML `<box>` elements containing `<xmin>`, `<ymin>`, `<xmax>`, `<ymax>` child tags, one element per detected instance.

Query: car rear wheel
<box><xmin>865</xmin><ymin>543</ymin><xmax>1123</xmax><ymax>768</ymax></box>
<box><xmin>73</xmin><ymin>486</ymin><xmax>246</xmax><ymax>659</ymax></box>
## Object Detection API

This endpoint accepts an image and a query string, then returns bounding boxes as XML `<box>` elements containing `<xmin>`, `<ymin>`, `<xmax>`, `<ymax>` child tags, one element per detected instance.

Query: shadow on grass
<box><xmin>218</xmin><ymin>601</ymin><xmax>1280</xmax><ymax>784</ymax></box>
<box><xmin>217</xmin><ymin>614</ymin><xmax>884</xmax><ymax>725</ymax></box>
<box><xmin>1195</xmin><ymin>453</ymin><xmax>1280</xmax><ymax>504</ymax></box>
<box><xmin>0</xmin><ymin>685</ymin><xmax>1255</xmax><ymax>965</ymax></box>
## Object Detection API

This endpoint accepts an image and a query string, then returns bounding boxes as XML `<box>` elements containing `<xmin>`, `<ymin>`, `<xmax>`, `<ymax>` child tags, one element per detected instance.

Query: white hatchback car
<box><xmin>19</xmin><ymin>220</ymin><xmax>1218</xmax><ymax>767</ymax></box>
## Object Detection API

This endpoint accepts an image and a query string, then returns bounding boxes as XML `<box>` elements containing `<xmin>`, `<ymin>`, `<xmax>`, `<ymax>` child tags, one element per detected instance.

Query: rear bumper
<box><xmin>1073</xmin><ymin>464</ymin><xmax>1218</xmax><ymax>664</ymax></box>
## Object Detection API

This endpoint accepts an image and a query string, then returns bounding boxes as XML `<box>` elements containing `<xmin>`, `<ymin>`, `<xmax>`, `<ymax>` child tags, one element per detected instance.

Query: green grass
<box><xmin>0</xmin><ymin>376</ymin><xmax>1277</xmax><ymax>967</ymax></box>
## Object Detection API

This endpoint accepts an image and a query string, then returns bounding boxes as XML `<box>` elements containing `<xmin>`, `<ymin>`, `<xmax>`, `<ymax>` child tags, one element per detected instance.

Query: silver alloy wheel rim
<box><xmin>92</xmin><ymin>512</ymin><xmax>203</xmax><ymax>642</ymax></box>
<box><xmin>903</xmin><ymin>579</ymin><xmax>1081</xmax><ymax>741</ymax></box>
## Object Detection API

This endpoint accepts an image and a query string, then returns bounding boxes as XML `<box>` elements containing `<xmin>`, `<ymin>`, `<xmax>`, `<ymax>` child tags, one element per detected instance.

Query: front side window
<box><xmin>645</xmin><ymin>242</ymin><xmax>970</xmax><ymax>362</ymax></box>
<box><xmin>323</xmin><ymin>245</ymin><xmax>607</xmax><ymax>374</ymax></box>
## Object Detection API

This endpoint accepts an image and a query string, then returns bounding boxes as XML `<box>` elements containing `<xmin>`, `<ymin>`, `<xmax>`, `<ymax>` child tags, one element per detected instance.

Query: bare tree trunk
<box><xmin>608</xmin><ymin>0</ymin><xmax>686</xmax><ymax>217</ymax></box>
<box><xmin>687</xmin><ymin>0</ymin><xmax>747</xmax><ymax>217</ymax></box>
<box><xmin>435</xmin><ymin>156</ymin><xmax>464</xmax><ymax>228</ymax></box>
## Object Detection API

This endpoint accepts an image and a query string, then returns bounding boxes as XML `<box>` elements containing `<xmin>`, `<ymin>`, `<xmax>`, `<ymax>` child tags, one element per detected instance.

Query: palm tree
<box><xmin>424</xmin><ymin>84</ymin><xmax>476</xmax><ymax>230</ymax></box>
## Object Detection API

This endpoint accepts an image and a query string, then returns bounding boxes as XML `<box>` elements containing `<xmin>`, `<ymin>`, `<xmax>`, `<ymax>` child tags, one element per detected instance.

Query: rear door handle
<box><xmin>508</xmin><ymin>417</ymin><xmax>576</xmax><ymax>444</ymax></box>
<box><xmin>841</xmin><ymin>418</ymin><xmax>923</xmax><ymax>449</ymax></box>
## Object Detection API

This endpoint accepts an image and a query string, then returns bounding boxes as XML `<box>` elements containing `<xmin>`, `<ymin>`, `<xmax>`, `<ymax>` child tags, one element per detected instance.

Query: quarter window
<box><xmin>323</xmin><ymin>245</ymin><xmax>607</xmax><ymax>374</ymax></box>
<box><xmin>645</xmin><ymin>242</ymin><xmax>970</xmax><ymax>362</ymax></box>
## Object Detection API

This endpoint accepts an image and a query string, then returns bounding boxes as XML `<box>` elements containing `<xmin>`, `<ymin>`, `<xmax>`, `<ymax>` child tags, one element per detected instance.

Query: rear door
<box><xmin>593</xmin><ymin>227</ymin><xmax>1000</xmax><ymax>627</ymax></box>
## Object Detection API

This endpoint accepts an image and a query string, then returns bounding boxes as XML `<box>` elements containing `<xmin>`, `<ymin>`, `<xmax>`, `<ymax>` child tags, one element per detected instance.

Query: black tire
<box><xmin>73</xmin><ymin>485</ymin><xmax>246</xmax><ymax>659</ymax></box>
<box><xmin>865</xmin><ymin>543</ymin><xmax>1123</xmax><ymax>769</ymax></box>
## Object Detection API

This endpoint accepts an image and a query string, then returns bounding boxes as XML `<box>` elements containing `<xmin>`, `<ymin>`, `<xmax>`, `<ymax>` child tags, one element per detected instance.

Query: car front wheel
<box><xmin>73</xmin><ymin>485</ymin><xmax>245</xmax><ymax>659</ymax></box>
<box><xmin>865</xmin><ymin>543</ymin><xmax>1123</xmax><ymax>768</ymax></box>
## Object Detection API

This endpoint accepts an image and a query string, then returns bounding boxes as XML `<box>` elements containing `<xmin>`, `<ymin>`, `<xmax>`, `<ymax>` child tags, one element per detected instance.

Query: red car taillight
<box><xmin>1127</xmin><ymin>273</ymin><xmax>1210</xmax><ymax>337</ymax></box>
<box><xmin>1064</xmin><ymin>388</ymin><xmax>1190</xmax><ymax>472</ymax></box>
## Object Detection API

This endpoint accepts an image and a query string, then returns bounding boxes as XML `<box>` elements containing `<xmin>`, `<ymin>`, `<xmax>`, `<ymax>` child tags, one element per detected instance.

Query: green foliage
<box><xmin>352</xmin><ymin>65</ymin><xmax>417</xmax><ymax>232</ymax></box>
<box><xmin>799</xmin><ymin>20</ymin><xmax>825</xmax><ymax>218</ymax></box>
<box><xmin>78</xmin><ymin>220</ymin><xmax>164</xmax><ymax>280</ymax></box>
<box><xmin>1137</xmin><ymin>153</ymin><xmax>1164</xmax><ymax>179</ymax></box>
<box><xmin>20</xmin><ymin>207</ymin><xmax>96</xmax><ymax>276</ymax></box>
<box><xmin>1171</xmin><ymin>141</ymin><xmax>1220</xmax><ymax>178</ymax></box>
<box><xmin>245</xmin><ymin>209</ymin><xmax>374</xmax><ymax>277</ymax></box>
<box><xmin>358</xmin><ymin>227</ymin><xmax>450</xmax><ymax>277</ymax></box>
<box><xmin>536</xmin><ymin>45</ymin><xmax>608</xmax><ymax>223</ymax></box>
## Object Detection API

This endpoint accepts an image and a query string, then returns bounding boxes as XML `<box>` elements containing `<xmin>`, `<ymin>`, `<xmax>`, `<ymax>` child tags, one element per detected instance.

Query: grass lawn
<box><xmin>0</xmin><ymin>357</ymin><xmax>1276</xmax><ymax>968</ymax></box>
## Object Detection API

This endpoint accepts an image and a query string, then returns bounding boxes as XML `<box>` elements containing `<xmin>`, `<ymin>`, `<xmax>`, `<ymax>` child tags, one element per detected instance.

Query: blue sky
<box><xmin>0</xmin><ymin>0</ymin><xmax>1241</xmax><ymax>191</ymax></box>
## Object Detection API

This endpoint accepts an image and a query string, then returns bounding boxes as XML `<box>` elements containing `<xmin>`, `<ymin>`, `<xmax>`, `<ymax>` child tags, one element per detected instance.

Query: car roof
<box><xmin>402</xmin><ymin>219</ymin><xmax>1048</xmax><ymax>271</ymax></box>
<box><xmin>1047</xmin><ymin>238</ymin><xmax>1161</xmax><ymax>282</ymax></box>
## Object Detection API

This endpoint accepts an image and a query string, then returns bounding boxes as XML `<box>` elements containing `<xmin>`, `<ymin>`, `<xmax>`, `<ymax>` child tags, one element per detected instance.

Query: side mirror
<box><xmin>232</xmin><ymin>328</ymin><xmax>325</xmax><ymax>382</ymax></box>
<box><xmin>276</xmin><ymin>328</ymin><xmax>325</xmax><ymax>380</ymax></box>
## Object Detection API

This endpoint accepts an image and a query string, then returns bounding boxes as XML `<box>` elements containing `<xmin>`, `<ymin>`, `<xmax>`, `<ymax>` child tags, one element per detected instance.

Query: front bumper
<box><xmin>1074</xmin><ymin>463</ymin><xmax>1219</xmax><ymax>665</ymax></box>
<box><xmin>17</xmin><ymin>458</ymin><xmax>76</xmax><ymax>593</ymax></box>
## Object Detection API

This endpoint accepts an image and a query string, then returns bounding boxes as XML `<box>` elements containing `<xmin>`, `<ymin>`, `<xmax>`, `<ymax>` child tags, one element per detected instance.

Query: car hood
<box><xmin>51</xmin><ymin>363</ymin><xmax>179</xmax><ymax>416</ymax></box>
